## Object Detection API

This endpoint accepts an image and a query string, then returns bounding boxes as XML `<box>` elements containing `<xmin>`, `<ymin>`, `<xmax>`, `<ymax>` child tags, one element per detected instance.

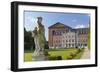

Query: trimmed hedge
<box><xmin>48</xmin><ymin>56</ymin><xmax>62</xmax><ymax>60</ymax></box>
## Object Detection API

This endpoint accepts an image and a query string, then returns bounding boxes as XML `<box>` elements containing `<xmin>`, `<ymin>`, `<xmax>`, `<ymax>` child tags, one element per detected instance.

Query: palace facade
<box><xmin>48</xmin><ymin>22</ymin><xmax>88</xmax><ymax>49</ymax></box>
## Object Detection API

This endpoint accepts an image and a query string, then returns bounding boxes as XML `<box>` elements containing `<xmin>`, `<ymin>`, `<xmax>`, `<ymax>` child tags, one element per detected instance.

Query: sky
<box><xmin>24</xmin><ymin>11</ymin><xmax>90</xmax><ymax>41</ymax></box>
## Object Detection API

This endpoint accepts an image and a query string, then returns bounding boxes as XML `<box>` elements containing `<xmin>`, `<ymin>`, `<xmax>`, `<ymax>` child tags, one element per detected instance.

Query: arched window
<box><xmin>66</xmin><ymin>44</ymin><xmax>67</xmax><ymax>47</ymax></box>
<box><xmin>72</xmin><ymin>39</ymin><xmax>74</xmax><ymax>42</ymax></box>
<box><xmin>69</xmin><ymin>44</ymin><xmax>70</xmax><ymax>47</ymax></box>
<box><xmin>52</xmin><ymin>30</ymin><xmax>55</xmax><ymax>35</ymax></box>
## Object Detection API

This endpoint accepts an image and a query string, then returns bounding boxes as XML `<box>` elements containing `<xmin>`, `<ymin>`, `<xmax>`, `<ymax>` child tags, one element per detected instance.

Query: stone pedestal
<box><xmin>32</xmin><ymin>55</ymin><xmax>46</xmax><ymax>61</ymax></box>
<box><xmin>32</xmin><ymin>51</ymin><xmax>47</xmax><ymax>61</ymax></box>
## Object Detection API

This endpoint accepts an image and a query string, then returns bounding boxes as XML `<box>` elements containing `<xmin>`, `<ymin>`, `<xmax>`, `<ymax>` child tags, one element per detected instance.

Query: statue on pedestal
<box><xmin>32</xmin><ymin>17</ymin><xmax>46</xmax><ymax>61</ymax></box>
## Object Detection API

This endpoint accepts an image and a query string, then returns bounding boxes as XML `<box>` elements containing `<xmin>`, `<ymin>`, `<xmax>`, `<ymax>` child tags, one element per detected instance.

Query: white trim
<box><xmin>18</xmin><ymin>5</ymin><xmax>96</xmax><ymax>69</ymax></box>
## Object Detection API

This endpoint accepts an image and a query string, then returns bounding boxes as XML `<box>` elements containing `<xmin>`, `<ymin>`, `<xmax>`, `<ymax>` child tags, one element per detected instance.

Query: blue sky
<box><xmin>24</xmin><ymin>11</ymin><xmax>90</xmax><ymax>41</ymax></box>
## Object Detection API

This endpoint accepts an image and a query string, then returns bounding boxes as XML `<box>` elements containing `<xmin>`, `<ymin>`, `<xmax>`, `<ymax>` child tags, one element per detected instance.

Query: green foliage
<box><xmin>24</xmin><ymin>48</ymin><xmax>84</xmax><ymax>61</ymax></box>
<box><xmin>48</xmin><ymin>48</ymin><xmax>79</xmax><ymax>60</ymax></box>
<box><xmin>73</xmin><ymin>49</ymin><xmax>84</xmax><ymax>59</ymax></box>
<box><xmin>48</xmin><ymin>56</ymin><xmax>62</xmax><ymax>60</ymax></box>
<box><xmin>24</xmin><ymin>27</ymin><xmax>35</xmax><ymax>51</ymax></box>
<box><xmin>88</xmin><ymin>28</ymin><xmax>90</xmax><ymax>49</ymax></box>
<box><xmin>44</xmin><ymin>41</ymin><xmax>49</xmax><ymax>49</ymax></box>
<box><xmin>44</xmin><ymin>51</ymin><xmax>50</xmax><ymax>56</ymax></box>
<box><xmin>24</xmin><ymin>53</ymin><xmax>32</xmax><ymax>62</ymax></box>
<box><xmin>24</xmin><ymin>27</ymin><xmax>49</xmax><ymax>51</ymax></box>
<box><xmin>66</xmin><ymin>55</ymin><xmax>73</xmax><ymax>59</ymax></box>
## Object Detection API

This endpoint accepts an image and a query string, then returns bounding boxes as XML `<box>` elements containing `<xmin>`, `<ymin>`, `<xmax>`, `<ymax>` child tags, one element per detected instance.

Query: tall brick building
<box><xmin>48</xmin><ymin>22</ymin><xmax>88</xmax><ymax>49</ymax></box>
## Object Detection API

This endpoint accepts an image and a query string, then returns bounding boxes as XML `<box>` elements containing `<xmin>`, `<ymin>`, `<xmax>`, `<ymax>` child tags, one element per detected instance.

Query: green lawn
<box><xmin>24</xmin><ymin>53</ymin><xmax>32</xmax><ymax>62</ymax></box>
<box><xmin>73</xmin><ymin>49</ymin><xmax>84</xmax><ymax>59</ymax></box>
<box><xmin>48</xmin><ymin>49</ymin><xmax>79</xmax><ymax>60</ymax></box>
<box><xmin>24</xmin><ymin>48</ymin><xmax>84</xmax><ymax>62</ymax></box>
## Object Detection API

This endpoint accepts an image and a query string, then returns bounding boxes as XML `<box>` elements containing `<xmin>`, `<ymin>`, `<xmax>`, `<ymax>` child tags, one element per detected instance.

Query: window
<box><xmin>56</xmin><ymin>30</ymin><xmax>65</xmax><ymax>35</ymax></box>
<box><xmin>69</xmin><ymin>44</ymin><xmax>70</xmax><ymax>47</ymax></box>
<box><xmin>66</xmin><ymin>44</ymin><xmax>67</xmax><ymax>47</ymax></box>
<box><xmin>52</xmin><ymin>30</ymin><xmax>55</xmax><ymax>35</ymax></box>
<box><xmin>72</xmin><ymin>44</ymin><xmax>74</xmax><ymax>47</ymax></box>
<box><xmin>78</xmin><ymin>44</ymin><xmax>80</xmax><ymax>46</ymax></box>
<box><xmin>85</xmin><ymin>44</ymin><xmax>87</xmax><ymax>46</ymax></box>
<box><xmin>63</xmin><ymin>40</ymin><xmax>64</xmax><ymax>43</ymax></box>
<box><xmin>72</xmin><ymin>39</ymin><xmax>74</xmax><ymax>42</ymax></box>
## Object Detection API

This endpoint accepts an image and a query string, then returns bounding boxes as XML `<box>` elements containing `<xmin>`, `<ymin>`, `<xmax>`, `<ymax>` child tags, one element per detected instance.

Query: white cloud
<box><xmin>75</xmin><ymin>24</ymin><xmax>86</xmax><ymax>28</ymax></box>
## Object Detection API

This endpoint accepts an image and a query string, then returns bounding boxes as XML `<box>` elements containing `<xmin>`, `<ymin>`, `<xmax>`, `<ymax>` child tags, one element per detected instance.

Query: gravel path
<box><xmin>81</xmin><ymin>48</ymin><xmax>90</xmax><ymax>59</ymax></box>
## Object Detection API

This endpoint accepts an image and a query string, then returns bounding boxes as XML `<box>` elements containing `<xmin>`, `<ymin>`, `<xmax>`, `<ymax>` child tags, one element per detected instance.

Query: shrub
<box><xmin>48</xmin><ymin>56</ymin><xmax>62</xmax><ymax>60</ymax></box>
<box><xmin>57</xmin><ymin>56</ymin><xmax>62</xmax><ymax>60</ymax></box>
<box><xmin>70</xmin><ymin>53</ymin><xmax>75</xmax><ymax>58</ymax></box>
<box><xmin>77</xmin><ymin>49</ymin><xmax>82</xmax><ymax>53</ymax></box>
<box><xmin>44</xmin><ymin>51</ymin><xmax>50</xmax><ymax>56</ymax></box>
<box><xmin>66</xmin><ymin>55</ymin><xmax>73</xmax><ymax>60</ymax></box>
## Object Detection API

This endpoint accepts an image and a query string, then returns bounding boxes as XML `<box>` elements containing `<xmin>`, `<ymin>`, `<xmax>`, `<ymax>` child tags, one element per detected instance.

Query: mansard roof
<box><xmin>48</xmin><ymin>22</ymin><xmax>72</xmax><ymax>29</ymax></box>
<box><xmin>73</xmin><ymin>28</ymin><xmax>89</xmax><ymax>31</ymax></box>
<box><xmin>74</xmin><ymin>28</ymin><xmax>89</xmax><ymax>30</ymax></box>
<box><xmin>73</xmin><ymin>28</ymin><xmax>89</xmax><ymax>34</ymax></box>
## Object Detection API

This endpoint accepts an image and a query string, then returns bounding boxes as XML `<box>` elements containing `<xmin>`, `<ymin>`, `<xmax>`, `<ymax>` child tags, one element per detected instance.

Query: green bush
<box><xmin>57</xmin><ymin>56</ymin><xmax>62</xmax><ymax>60</ymax></box>
<box><xmin>66</xmin><ymin>55</ymin><xmax>73</xmax><ymax>60</ymax></box>
<box><xmin>76</xmin><ymin>49</ymin><xmax>81</xmax><ymax>54</ymax></box>
<box><xmin>48</xmin><ymin>56</ymin><xmax>62</xmax><ymax>60</ymax></box>
<box><xmin>70</xmin><ymin>53</ymin><xmax>75</xmax><ymax>58</ymax></box>
<box><xmin>44</xmin><ymin>51</ymin><xmax>50</xmax><ymax>56</ymax></box>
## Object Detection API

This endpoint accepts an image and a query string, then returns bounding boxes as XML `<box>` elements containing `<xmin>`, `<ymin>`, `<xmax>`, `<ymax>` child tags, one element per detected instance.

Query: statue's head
<box><xmin>37</xmin><ymin>17</ymin><xmax>42</xmax><ymax>24</ymax></box>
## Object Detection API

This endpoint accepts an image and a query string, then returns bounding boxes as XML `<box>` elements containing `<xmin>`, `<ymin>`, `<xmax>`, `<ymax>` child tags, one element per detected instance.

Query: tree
<box><xmin>45</xmin><ymin>41</ymin><xmax>49</xmax><ymax>49</ymax></box>
<box><xmin>88</xmin><ymin>27</ymin><xmax>90</xmax><ymax>49</ymax></box>
<box><xmin>24</xmin><ymin>27</ymin><xmax>35</xmax><ymax>51</ymax></box>
<box><xmin>88</xmin><ymin>21</ymin><xmax>90</xmax><ymax>49</ymax></box>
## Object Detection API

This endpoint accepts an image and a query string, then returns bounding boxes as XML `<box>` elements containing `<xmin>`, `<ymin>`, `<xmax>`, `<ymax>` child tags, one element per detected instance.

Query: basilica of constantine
<box><xmin>48</xmin><ymin>22</ymin><xmax>88</xmax><ymax>49</ymax></box>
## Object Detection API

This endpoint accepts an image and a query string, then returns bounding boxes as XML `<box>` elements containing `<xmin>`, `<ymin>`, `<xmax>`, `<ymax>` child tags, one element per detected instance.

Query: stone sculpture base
<box><xmin>32</xmin><ymin>51</ymin><xmax>47</xmax><ymax>61</ymax></box>
<box><xmin>32</xmin><ymin>55</ymin><xmax>46</xmax><ymax>61</ymax></box>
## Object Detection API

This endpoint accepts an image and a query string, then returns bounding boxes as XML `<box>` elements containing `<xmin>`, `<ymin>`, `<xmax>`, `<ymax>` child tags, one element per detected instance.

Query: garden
<box><xmin>24</xmin><ymin>48</ymin><xmax>84</xmax><ymax>62</ymax></box>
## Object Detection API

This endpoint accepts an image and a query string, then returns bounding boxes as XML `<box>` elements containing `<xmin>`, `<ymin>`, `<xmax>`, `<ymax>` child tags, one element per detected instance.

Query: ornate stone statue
<box><xmin>32</xmin><ymin>17</ymin><xmax>46</xmax><ymax>61</ymax></box>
